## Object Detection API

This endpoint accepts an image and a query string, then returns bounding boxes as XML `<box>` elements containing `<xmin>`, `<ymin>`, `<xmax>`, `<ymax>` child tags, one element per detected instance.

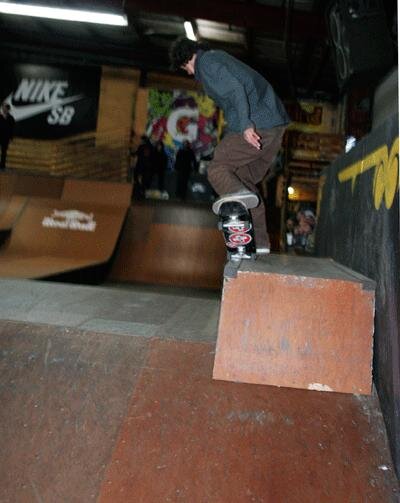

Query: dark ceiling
<box><xmin>0</xmin><ymin>0</ymin><xmax>397</xmax><ymax>100</ymax></box>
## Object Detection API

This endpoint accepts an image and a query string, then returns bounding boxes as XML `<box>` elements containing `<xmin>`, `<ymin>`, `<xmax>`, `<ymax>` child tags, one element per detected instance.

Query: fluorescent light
<box><xmin>0</xmin><ymin>2</ymin><xmax>128</xmax><ymax>26</ymax></box>
<box><xmin>184</xmin><ymin>21</ymin><xmax>197</xmax><ymax>41</ymax></box>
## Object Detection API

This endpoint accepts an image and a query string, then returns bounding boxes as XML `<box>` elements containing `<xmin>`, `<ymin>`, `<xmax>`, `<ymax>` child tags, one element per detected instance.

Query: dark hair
<box><xmin>169</xmin><ymin>37</ymin><xmax>208</xmax><ymax>71</ymax></box>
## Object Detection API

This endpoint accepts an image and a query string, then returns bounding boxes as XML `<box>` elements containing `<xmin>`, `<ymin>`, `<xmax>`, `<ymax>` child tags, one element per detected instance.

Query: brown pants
<box><xmin>207</xmin><ymin>126</ymin><xmax>285</xmax><ymax>248</ymax></box>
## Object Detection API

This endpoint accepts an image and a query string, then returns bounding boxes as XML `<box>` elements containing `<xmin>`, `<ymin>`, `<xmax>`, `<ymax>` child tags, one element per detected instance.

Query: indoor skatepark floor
<box><xmin>0</xmin><ymin>279</ymin><xmax>398</xmax><ymax>502</ymax></box>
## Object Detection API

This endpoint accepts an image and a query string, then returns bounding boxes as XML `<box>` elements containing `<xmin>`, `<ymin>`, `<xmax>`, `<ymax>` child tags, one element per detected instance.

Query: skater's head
<box><xmin>169</xmin><ymin>37</ymin><xmax>208</xmax><ymax>75</ymax></box>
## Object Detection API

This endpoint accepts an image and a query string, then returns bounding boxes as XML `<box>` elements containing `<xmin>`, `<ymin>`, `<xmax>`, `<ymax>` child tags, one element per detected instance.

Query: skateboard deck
<box><xmin>218</xmin><ymin>200</ymin><xmax>256</xmax><ymax>262</ymax></box>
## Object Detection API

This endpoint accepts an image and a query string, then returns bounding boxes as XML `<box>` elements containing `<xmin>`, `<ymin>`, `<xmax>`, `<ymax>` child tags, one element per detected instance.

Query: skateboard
<box><xmin>218</xmin><ymin>201</ymin><xmax>256</xmax><ymax>262</ymax></box>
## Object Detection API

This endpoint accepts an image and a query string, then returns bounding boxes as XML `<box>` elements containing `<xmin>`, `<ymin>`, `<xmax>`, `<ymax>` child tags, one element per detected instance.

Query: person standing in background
<box><xmin>174</xmin><ymin>140</ymin><xmax>197</xmax><ymax>201</ymax></box>
<box><xmin>0</xmin><ymin>103</ymin><xmax>15</xmax><ymax>171</ymax></box>
<box><xmin>132</xmin><ymin>135</ymin><xmax>154</xmax><ymax>199</ymax></box>
<box><xmin>153</xmin><ymin>140</ymin><xmax>168</xmax><ymax>195</ymax></box>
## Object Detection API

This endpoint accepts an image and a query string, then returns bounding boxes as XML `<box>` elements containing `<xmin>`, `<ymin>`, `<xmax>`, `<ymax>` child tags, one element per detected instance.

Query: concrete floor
<box><xmin>0</xmin><ymin>279</ymin><xmax>220</xmax><ymax>342</ymax></box>
<box><xmin>0</xmin><ymin>279</ymin><xmax>399</xmax><ymax>502</ymax></box>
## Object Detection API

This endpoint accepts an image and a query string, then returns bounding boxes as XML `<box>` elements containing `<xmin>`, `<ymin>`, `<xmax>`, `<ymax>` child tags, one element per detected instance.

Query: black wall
<box><xmin>316</xmin><ymin>114</ymin><xmax>399</xmax><ymax>477</ymax></box>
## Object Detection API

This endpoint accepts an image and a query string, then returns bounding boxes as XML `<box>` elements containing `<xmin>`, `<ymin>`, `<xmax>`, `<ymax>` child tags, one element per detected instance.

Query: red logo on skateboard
<box><xmin>227</xmin><ymin>232</ymin><xmax>252</xmax><ymax>247</ymax></box>
<box><xmin>227</xmin><ymin>224</ymin><xmax>251</xmax><ymax>233</ymax></box>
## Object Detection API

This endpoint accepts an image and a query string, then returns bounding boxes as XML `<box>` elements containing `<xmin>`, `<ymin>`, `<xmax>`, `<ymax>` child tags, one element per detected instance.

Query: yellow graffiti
<box><xmin>338</xmin><ymin>137</ymin><xmax>399</xmax><ymax>209</ymax></box>
<box><xmin>187</xmin><ymin>92</ymin><xmax>216</xmax><ymax>118</ymax></box>
<box><xmin>217</xmin><ymin>109</ymin><xmax>225</xmax><ymax>143</ymax></box>
<box><xmin>163</xmin><ymin>131</ymin><xmax>174</xmax><ymax>148</ymax></box>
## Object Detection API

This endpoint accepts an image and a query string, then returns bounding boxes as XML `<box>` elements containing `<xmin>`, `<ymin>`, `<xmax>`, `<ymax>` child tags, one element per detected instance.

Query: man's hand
<box><xmin>243</xmin><ymin>127</ymin><xmax>261</xmax><ymax>149</ymax></box>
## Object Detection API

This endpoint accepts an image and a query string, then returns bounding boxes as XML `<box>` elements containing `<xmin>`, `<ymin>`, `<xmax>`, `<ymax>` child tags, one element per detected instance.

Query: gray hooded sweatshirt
<box><xmin>194</xmin><ymin>49</ymin><xmax>290</xmax><ymax>133</ymax></box>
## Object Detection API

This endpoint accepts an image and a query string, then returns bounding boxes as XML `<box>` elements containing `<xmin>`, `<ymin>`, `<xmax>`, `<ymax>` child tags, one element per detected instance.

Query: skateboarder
<box><xmin>170</xmin><ymin>38</ymin><xmax>290</xmax><ymax>254</ymax></box>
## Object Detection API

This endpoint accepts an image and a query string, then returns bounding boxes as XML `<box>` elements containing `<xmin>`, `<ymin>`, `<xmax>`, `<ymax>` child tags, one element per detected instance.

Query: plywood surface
<box><xmin>0</xmin><ymin>179</ymin><xmax>131</xmax><ymax>278</ymax></box>
<box><xmin>110</xmin><ymin>202</ymin><xmax>226</xmax><ymax>289</ymax></box>
<box><xmin>214</xmin><ymin>256</ymin><xmax>375</xmax><ymax>394</ymax></box>
<box><xmin>0</xmin><ymin>309</ymin><xmax>397</xmax><ymax>502</ymax></box>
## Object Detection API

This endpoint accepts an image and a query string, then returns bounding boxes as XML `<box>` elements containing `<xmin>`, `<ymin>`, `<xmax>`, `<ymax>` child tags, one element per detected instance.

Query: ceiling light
<box><xmin>184</xmin><ymin>21</ymin><xmax>197</xmax><ymax>41</ymax></box>
<box><xmin>0</xmin><ymin>2</ymin><xmax>128</xmax><ymax>26</ymax></box>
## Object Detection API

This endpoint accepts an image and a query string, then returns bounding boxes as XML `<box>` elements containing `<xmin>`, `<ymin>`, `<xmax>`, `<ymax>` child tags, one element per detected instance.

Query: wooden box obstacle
<box><xmin>213</xmin><ymin>255</ymin><xmax>375</xmax><ymax>394</ymax></box>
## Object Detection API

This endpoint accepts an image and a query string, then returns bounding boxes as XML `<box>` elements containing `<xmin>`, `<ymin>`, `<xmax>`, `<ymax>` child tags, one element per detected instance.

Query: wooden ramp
<box><xmin>0</xmin><ymin>195</ymin><xmax>28</xmax><ymax>232</ymax></box>
<box><xmin>110</xmin><ymin>201</ymin><xmax>226</xmax><ymax>289</ymax></box>
<box><xmin>0</xmin><ymin>172</ymin><xmax>64</xmax><ymax>231</ymax></box>
<box><xmin>213</xmin><ymin>254</ymin><xmax>375</xmax><ymax>394</ymax></box>
<box><xmin>0</xmin><ymin>279</ymin><xmax>398</xmax><ymax>502</ymax></box>
<box><xmin>0</xmin><ymin>179</ymin><xmax>131</xmax><ymax>278</ymax></box>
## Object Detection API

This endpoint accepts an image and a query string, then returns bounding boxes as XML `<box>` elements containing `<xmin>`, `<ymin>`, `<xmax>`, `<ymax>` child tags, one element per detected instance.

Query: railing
<box><xmin>7</xmin><ymin>128</ymin><xmax>131</xmax><ymax>182</ymax></box>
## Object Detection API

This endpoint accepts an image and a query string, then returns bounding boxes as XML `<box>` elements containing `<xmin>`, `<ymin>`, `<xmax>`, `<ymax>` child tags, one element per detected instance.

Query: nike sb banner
<box><xmin>0</xmin><ymin>64</ymin><xmax>101</xmax><ymax>139</ymax></box>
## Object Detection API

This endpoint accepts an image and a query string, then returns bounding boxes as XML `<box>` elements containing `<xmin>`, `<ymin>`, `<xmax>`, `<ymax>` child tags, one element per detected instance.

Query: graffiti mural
<box><xmin>147</xmin><ymin>89</ymin><xmax>219</xmax><ymax>167</ymax></box>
